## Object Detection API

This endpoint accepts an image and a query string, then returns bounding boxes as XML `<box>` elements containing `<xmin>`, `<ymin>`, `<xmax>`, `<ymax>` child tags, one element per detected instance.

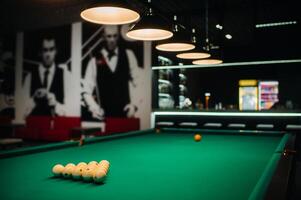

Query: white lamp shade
<box><xmin>192</xmin><ymin>59</ymin><xmax>223</xmax><ymax>65</ymax></box>
<box><xmin>155</xmin><ymin>43</ymin><xmax>195</xmax><ymax>52</ymax></box>
<box><xmin>126</xmin><ymin>29</ymin><xmax>173</xmax><ymax>41</ymax></box>
<box><xmin>81</xmin><ymin>6</ymin><xmax>140</xmax><ymax>25</ymax></box>
<box><xmin>176</xmin><ymin>52</ymin><xmax>211</xmax><ymax>59</ymax></box>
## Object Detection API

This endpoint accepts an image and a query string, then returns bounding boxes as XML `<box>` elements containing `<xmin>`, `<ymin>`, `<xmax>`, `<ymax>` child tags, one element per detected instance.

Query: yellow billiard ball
<box><xmin>52</xmin><ymin>164</ymin><xmax>64</xmax><ymax>176</ymax></box>
<box><xmin>93</xmin><ymin>168</ymin><xmax>107</xmax><ymax>183</ymax></box>
<box><xmin>194</xmin><ymin>134</ymin><xmax>202</xmax><ymax>142</ymax></box>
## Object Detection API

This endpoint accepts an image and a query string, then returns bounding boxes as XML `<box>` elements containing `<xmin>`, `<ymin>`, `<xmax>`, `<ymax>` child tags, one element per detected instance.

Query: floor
<box><xmin>290</xmin><ymin>161</ymin><xmax>301</xmax><ymax>199</ymax></box>
<box><xmin>291</xmin><ymin>134</ymin><xmax>301</xmax><ymax>200</ymax></box>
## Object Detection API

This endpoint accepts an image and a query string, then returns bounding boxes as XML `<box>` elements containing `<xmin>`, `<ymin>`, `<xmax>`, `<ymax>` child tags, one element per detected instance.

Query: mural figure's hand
<box><xmin>91</xmin><ymin>107</ymin><xmax>104</xmax><ymax>120</ymax></box>
<box><xmin>33</xmin><ymin>88</ymin><xmax>47</xmax><ymax>99</ymax></box>
<box><xmin>124</xmin><ymin>104</ymin><xmax>137</xmax><ymax>118</ymax></box>
<box><xmin>47</xmin><ymin>92</ymin><xmax>57</xmax><ymax>106</ymax></box>
<box><xmin>33</xmin><ymin>88</ymin><xmax>48</xmax><ymax>104</ymax></box>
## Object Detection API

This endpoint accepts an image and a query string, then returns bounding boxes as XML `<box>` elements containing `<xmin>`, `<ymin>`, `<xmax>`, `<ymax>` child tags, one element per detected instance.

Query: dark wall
<box><xmin>0</xmin><ymin>0</ymin><xmax>144</xmax><ymax>33</ymax></box>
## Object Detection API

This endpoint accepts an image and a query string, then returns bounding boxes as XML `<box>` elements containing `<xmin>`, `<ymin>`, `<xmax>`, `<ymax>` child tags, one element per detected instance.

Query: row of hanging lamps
<box><xmin>80</xmin><ymin>1</ymin><xmax>140</xmax><ymax>25</ymax></box>
<box><xmin>193</xmin><ymin>0</ymin><xmax>223</xmax><ymax>65</ymax></box>
<box><xmin>176</xmin><ymin>28</ymin><xmax>211</xmax><ymax>59</ymax></box>
<box><xmin>126</xmin><ymin>0</ymin><xmax>173</xmax><ymax>41</ymax></box>
<box><xmin>79</xmin><ymin>0</ymin><xmax>223</xmax><ymax>58</ymax></box>
<box><xmin>80</xmin><ymin>0</ymin><xmax>173</xmax><ymax>41</ymax></box>
<box><xmin>155</xmin><ymin>15</ymin><xmax>195</xmax><ymax>52</ymax></box>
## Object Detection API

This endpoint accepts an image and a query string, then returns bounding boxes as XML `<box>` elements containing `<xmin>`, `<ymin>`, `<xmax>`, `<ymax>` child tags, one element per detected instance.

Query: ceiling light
<box><xmin>80</xmin><ymin>2</ymin><xmax>140</xmax><ymax>25</ymax></box>
<box><xmin>225</xmin><ymin>34</ymin><xmax>232</xmax><ymax>39</ymax></box>
<box><xmin>155</xmin><ymin>16</ymin><xmax>195</xmax><ymax>52</ymax></box>
<box><xmin>255</xmin><ymin>21</ymin><xmax>297</xmax><ymax>28</ymax></box>
<box><xmin>156</xmin><ymin>43</ymin><xmax>195</xmax><ymax>52</ymax></box>
<box><xmin>216</xmin><ymin>24</ymin><xmax>223</xmax><ymax>30</ymax></box>
<box><xmin>126</xmin><ymin>0</ymin><xmax>173</xmax><ymax>41</ymax></box>
<box><xmin>192</xmin><ymin>59</ymin><xmax>223</xmax><ymax>65</ymax></box>
<box><xmin>177</xmin><ymin>52</ymin><xmax>211</xmax><ymax>59</ymax></box>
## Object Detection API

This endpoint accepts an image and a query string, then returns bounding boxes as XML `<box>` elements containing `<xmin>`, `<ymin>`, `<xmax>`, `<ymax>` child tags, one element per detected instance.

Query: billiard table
<box><xmin>0</xmin><ymin>128</ymin><xmax>294</xmax><ymax>200</ymax></box>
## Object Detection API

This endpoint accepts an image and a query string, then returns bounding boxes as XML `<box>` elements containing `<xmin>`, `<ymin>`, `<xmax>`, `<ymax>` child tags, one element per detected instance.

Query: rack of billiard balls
<box><xmin>52</xmin><ymin>160</ymin><xmax>110</xmax><ymax>184</ymax></box>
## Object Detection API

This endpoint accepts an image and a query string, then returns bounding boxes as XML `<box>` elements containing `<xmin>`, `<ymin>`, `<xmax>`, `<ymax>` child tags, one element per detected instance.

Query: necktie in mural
<box><xmin>43</xmin><ymin>69</ymin><xmax>49</xmax><ymax>88</ymax></box>
<box><xmin>108</xmin><ymin>51</ymin><xmax>116</xmax><ymax>61</ymax></box>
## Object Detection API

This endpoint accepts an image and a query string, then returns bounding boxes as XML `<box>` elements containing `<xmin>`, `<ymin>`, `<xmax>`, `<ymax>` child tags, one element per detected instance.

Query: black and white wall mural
<box><xmin>8</xmin><ymin>22</ymin><xmax>152</xmax><ymax>130</ymax></box>
<box><xmin>22</xmin><ymin>25</ymin><xmax>71</xmax><ymax>117</ymax></box>
<box><xmin>0</xmin><ymin>34</ymin><xmax>15</xmax><ymax>117</ymax></box>
<box><xmin>81</xmin><ymin>23</ymin><xmax>147</xmax><ymax>122</ymax></box>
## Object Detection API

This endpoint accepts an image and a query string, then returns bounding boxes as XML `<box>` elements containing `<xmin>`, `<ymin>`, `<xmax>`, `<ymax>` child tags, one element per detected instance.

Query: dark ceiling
<box><xmin>1</xmin><ymin>0</ymin><xmax>300</xmax><ymax>62</ymax></box>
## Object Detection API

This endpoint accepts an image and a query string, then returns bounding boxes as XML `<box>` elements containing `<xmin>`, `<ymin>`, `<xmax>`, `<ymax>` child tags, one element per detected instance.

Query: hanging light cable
<box><xmin>80</xmin><ymin>1</ymin><xmax>140</xmax><ymax>25</ymax></box>
<box><xmin>176</xmin><ymin>28</ymin><xmax>211</xmax><ymax>59</ymax></box>
<box><xmin>126</xmin><ymin>0</ymin><xmax>173</xmax><ymax>41</ymax></box>
<box><xmin>155</xmin><ymin>15</ymin><xmax>195</xmax><ymax>52</ymax></box>
<box><xmin>193</xmin><ymin>0</ymin><xmax>223</xmax><ymax>65</ymax></box>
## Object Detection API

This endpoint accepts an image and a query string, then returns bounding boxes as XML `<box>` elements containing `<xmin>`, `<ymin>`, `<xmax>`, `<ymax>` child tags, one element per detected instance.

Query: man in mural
<box><xmin>83</xmin><ymin>25</ymin><xmax>140</xmax><ymax>119</ymax></box>
<box><xmin>23</xmin><ymin>35</ymin><xmax>66</xmax><ymax>116</ymax></box>
<box><xmin>0</xmin><ymin>36</ymin><xmax>15</xmax><ymax>117</ymax></box>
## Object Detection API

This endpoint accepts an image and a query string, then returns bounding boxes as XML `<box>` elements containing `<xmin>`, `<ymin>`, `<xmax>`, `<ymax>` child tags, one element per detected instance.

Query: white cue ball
<box><xmin>93</xmin><ymin>168</ymin><xmax>107</xmax><ymax>183</ymax></box>
<box><xmin>82</xmin><ymin>167</ymin><xmax>95</xmax><ymax>182</ymax></box>
<box><xmin>52</xmin><ymin>164</ymin><xmax>65</xmax><ymax>176</ymax></box>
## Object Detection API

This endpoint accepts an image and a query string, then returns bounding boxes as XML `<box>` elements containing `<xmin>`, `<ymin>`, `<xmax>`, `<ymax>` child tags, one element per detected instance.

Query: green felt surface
<box><xmin>0</xmin><ymin>130</ymin><xmax>284</xmax><ymax>200</ymax></box>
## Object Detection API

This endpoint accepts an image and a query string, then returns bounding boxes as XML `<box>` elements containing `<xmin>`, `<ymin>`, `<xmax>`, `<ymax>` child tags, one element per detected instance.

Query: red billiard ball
<box><xmin>155</xmin><ymin>128</ymin><xmax>160</xmax><ymax>133</ymax></box>
<box><xmin>194</xmin><ymin>134</ymin><xmax>202</xmax><ymax>142</ymax></box>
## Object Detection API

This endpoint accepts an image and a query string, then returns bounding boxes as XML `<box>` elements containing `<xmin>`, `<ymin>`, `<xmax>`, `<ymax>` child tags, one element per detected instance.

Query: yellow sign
<box><xmin>239</xmin><ymin>80</ymin><xmax>257</xmax><ymax>86</ymax></box>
